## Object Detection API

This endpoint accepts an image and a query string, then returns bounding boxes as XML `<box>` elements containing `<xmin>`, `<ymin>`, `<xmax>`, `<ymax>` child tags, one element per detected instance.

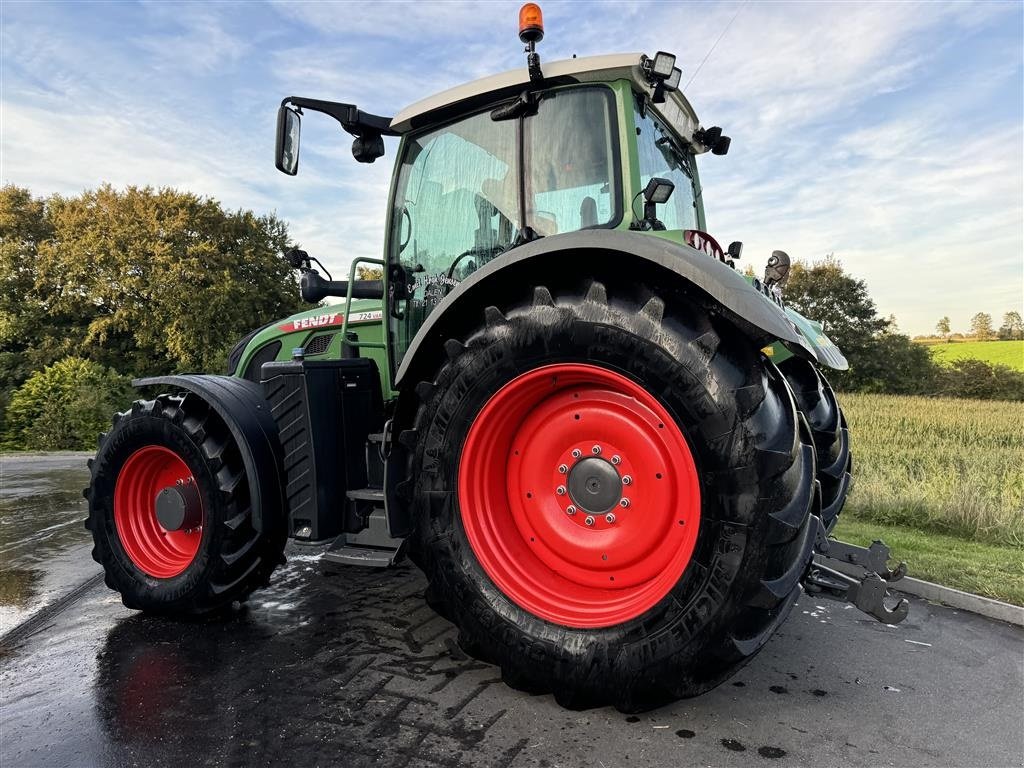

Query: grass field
<box><xmin>834</xmin><ymin>517</ymin><xmax>1024</xmax><ymax>606</ymax></box>
<box><xmin>833</xmin><ymin>392</ymin><xmax>1024</xmax><ymax>604</ymax></box>
<box><xmin>927</xmin><ymin>339</ymin><xmax>1024</xmax><ymax>371</ymax></box>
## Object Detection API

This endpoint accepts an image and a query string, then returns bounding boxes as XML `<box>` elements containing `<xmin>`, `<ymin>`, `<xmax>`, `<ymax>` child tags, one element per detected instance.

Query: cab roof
<box><xmin>390</xmin><ymin>52</ymin><xmax>705</xmax><ymax>152</ymax></box>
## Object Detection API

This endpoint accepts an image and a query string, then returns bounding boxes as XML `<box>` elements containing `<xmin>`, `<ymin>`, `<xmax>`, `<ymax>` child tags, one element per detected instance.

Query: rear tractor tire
<box><xmin>85</xmin><ymin>394</ymin><xmax>286</xmax><ymax>615</ymax></box>
<box><xmin>778</xmin><ymin>357</ymin><xmax>852</xmax><ymax>532</ymax></box>
<box><xmin>407</xmin><ymin>280</ymin><xmax>820</xmax><ymax>711</ymax></box>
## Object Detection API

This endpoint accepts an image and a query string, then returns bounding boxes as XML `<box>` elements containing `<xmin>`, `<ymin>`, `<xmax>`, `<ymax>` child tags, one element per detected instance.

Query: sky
<box><xmin>1</xmin><ymin>0</ymin><xmax>1021</xmax><ymax>336</ymax></box>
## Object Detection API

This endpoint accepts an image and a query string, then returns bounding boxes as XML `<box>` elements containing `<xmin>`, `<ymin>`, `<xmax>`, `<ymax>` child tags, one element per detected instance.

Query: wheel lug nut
<box><xmin>571</xmin><ymin>448</ymin><xmax>582</xmax><ymax>459</ymax></box>
<box><xmin>622</xmin><ymin>475</ymin><xmax>632</xmax><ymax>485</ymax></box>
<box><xmin>591</xmin><ymin>445</ymin><xmax>601</xmax><ymax>455</ymax></box>
<box><xmin>566</xmin><ymin>505</ymin><xmax>577</xmax><ymax>516</ymax></box>
<box><xmin>605</xmin><ymin>513</ymin><xmax>616</xmax><ymax>524</ymax></box>
<box><xmin>558</xmin><ymin>464</ymin><xmax>568</xmax><ymax>474</ymax></box>
<box><xmin>610</xmin><ymin>455</ymin><xmax>621</xmax><ymax>465</ymax></box>
<box><xmin>619</xmin><ymin>498</ymin><xmax>630</xmax><ymax>508</ymax></box>
<box><xmin>556</xmin><ymin>485</ymin><xmax>566</xmax><ymax>495</ymax></box>
<box><xmin>584</xmin><ymin>515</ymin><xmax>595</xmax><ymax>526</ymax></box>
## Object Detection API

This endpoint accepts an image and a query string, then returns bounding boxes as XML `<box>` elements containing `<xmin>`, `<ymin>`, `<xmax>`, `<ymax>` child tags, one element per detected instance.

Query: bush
<box><xmin>932</xmin><ymin>358</ymin><xmax>1024</xmax><ymax>402</ymax></box>
<box><xmin>1</xmin><ymin>358</ymin><xmax>133</xmax><ymax>451</ymax></box>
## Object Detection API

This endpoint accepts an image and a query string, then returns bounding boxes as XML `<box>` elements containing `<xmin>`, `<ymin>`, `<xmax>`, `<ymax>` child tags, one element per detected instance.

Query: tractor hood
<box><xmin>227</xmin><ymin>299</ymin><xmax>384</xmax><ymax>380</ymax></box>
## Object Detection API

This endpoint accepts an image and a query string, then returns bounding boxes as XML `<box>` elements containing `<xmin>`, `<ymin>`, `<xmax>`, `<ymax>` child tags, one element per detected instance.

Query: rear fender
<box><xmin>133</xmin><ymin>375</ymin><xmax>284</xmax><ymax>533</ymax></box>
<box><xmin>394</xmin><ymin>230</ymin><xmax>817</xmax><ymax>390</ymax></box>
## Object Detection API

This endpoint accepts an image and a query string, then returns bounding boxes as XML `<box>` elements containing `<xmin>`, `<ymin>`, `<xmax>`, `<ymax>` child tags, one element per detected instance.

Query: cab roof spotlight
<box><xmin>651</xmin><ymin>51</ymin><xmax>676</xmax><ymax>78</ymax></box>
<box><xmin>664</xmin><ymin>67</ymin><xmax>682</xmax><ymax>92</ymax></box>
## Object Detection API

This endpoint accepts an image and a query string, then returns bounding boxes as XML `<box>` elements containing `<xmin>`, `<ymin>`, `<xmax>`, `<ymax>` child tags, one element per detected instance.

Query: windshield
<box><xmin>390</xmin><ymin>86</ymin><xmax>620</xmax><ymax>364</ymax></box>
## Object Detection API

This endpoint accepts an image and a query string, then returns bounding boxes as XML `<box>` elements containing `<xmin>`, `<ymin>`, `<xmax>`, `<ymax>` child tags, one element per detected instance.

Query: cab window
<box><xmin>635</xmin><ymin>103</ymin><xmax>698</xmax><ymax>231</ymax></box>
<box><xmin>525</xmin><ymin>88</ymin><xmax>619</xmax><ymax>234</ymax></box>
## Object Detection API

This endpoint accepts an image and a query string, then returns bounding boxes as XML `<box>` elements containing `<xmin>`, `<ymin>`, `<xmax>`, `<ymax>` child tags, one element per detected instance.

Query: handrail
<box><xmin>341</xmin><ymin>257</ymin><xmax>387</xmax><ymax>350</ymax></box>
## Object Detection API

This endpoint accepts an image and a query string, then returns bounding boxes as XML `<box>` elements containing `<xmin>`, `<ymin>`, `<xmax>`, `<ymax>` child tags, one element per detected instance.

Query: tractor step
<box><xmin>322</xmin><ymin>542</ymin><xmax>400</xmax><ymax>568</ymax></box>
<box><xmin>347</xmin><ymin>487</ymin><xmax>385</xmax><ymax>503</ymax></box>
<box><xmin>321</xmin><ymin>508</ymin><xmax>404</xmax><ymax>568</ymax></box>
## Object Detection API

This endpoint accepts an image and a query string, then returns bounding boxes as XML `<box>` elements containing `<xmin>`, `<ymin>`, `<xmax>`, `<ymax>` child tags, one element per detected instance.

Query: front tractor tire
<box><xmin>778</xmin><ymin>357</ymin><xmax>852</xmax><ymax>532</ymax></box>
<box><xmin>408</xmin><ymin>281</ymin><xmax>820</xmax><ymax>711</ymax></box>
<box><xmin>85</xmin><ymin>394</ymin><xmax>286</xmax><ymax>615</ymax></box>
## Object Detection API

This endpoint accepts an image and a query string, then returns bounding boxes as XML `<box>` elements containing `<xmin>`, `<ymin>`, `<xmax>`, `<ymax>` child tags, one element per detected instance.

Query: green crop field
<box><xmin>832</xmin><ymin>392</ymin><xmax>1024</xmax><ymax>604</ymax></box>
<box><xmin>928</xmin><ymin>339</ymin><xmax>1024</xmax><ymax>370</ymax></box>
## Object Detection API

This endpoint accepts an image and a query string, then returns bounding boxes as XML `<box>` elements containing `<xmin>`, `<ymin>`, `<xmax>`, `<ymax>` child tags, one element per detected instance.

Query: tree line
<box><xmin>931</xmin><ymin>312</ymin><xmax>1023</xmax><ymax>341</ymax></box>
<box><xmin>1</xmin><ymin>185</ymin><xmax>1021</xmax><ymax>451</ymax></box>
<box><xmin>759</xmin><ymin>256</ymin><xmax>1024</xmax><ymax>401</ymax></box>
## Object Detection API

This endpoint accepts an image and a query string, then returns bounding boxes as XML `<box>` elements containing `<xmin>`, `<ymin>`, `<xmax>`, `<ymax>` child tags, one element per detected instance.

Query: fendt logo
<box><xmin>277</xmin><ymin>310</ymin><xmax>383</xmax><ymax>333</ymax></box>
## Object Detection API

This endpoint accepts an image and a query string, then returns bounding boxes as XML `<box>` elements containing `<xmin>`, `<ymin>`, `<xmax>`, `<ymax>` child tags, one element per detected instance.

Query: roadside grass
<box><xmin>839</xmin><ymin>393</ymin><xmax>1023</xmax><ymax>547</ymax></box>
<box><xmin>833</xmin><ymin>517</ymin><xmax>1024</xmax><ymax>606</ymax></box>
<box><xmin>927</xmin><ymin>339</ymin><xmax>1024</xmax><ymax>371</ymax></box>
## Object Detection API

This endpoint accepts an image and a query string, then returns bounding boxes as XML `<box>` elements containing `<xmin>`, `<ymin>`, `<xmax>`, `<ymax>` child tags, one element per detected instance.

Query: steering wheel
<box><xmin>683</xmin><ymin>229</ymin><xmax>726</xmax><ymax>262</ymax></box>
<box><xmin>446</xmin><ymin>245</ymin><xmax>504</xmax><ymax>280</ymax></box>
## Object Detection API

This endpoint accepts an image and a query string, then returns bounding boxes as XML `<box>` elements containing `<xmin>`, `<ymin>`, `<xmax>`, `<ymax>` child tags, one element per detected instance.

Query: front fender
<box><xmin>394</xmin><ymin>230</ymin><xmax>816</xmax><ymax>388</ymax></box>
<box><xmin>133</xmin><ymin>375</ymin><xmax>284</xmax><ymax>533</ymax></box>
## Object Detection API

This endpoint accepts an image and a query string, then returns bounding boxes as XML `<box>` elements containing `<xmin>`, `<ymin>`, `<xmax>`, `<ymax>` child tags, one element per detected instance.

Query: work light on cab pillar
<box><xmin>519</xmin><ymin>3</ymin><xmax>545</xmax><ymax>80</ymax></box>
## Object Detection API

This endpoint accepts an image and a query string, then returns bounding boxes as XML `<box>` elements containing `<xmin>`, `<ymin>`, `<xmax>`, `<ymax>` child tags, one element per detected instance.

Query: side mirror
<box><xmin>727</xmin><ymin>241</ymin><xmax>743</xmax><ymax>260</ymax></box>
<box><xmin>276</xmin><ymin>106</ymin><xmax>301</xmax><ymax>175</ymax></box>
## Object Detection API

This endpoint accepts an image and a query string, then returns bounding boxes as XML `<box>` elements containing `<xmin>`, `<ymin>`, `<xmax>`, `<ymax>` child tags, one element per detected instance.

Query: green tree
<box><xmin>970</xmin><ymin>312</ymin><xmax>994</xmax><ymax>340</ymax></box>
<box><xmin>782</xmin><ymin>256</ymin><xmax>934</xmax><ymax>392</ymax></box>
<box><xmin>355</xmin><ymin>265</ymin><xmax>384</xmax><ymax>281</ymax></box>
<box><xmin>998</xmin><ymin>311</ymin><xmax>1023</xmax><ymax>341</ymax></box>
<box><xmin>0</xmin><ymin>186</ymin><xmax>58</xmax><ymax>419</ymax></box>
<box><xmin>0</xmin><ymin>185</ymin><xmax>308</xmax><ymax>395</ymax></box>
<box><xmin>936</xmin><ymin>316</ymin><xmax>951</xmax><ymax>339</ymax></box>
<box><xmin>1</xmin><ymin>357</ymin><xmax>133</xmax><ymax>450</ymax></box>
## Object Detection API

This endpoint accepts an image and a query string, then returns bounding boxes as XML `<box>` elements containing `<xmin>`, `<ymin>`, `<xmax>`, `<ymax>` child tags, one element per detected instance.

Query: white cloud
<box><xmin>1</xmin><ymin>0</ymin><xmax>1019</xmax><ymax>337</ymax></box>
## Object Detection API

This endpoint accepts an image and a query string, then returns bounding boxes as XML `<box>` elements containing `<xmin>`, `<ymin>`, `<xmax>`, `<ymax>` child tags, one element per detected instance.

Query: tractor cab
<box><xmin>273</xmin><ymin>27</ymin><xmax>739</xmax><ymax>380</ymax></box>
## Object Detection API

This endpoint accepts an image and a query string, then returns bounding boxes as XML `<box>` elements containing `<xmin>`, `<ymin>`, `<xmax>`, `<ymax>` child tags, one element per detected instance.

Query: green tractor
<box><xmin>85</xmin><ymin>6</ymin><xmax>907</xmax><ymax>711</ymax></box>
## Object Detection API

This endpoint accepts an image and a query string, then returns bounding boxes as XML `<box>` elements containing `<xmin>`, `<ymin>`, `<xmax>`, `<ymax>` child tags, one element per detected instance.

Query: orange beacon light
<box><xmin>519</xmin><ymin>3</ymin><xmax>544</xmax><ymax>44</ymax></box>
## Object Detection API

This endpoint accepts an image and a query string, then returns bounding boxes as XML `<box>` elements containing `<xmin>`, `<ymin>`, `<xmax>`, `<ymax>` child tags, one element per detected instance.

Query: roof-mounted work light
<box><xmin>664</xmin><ymin>67</ymin><xmax>682</xmax><ymax>91</ymax></box>
<box><xmin>643</xmin><ymin>51</ymin><xmax>682</xmax><ymax>103</ymax></box>
<box><xmin>650</xmin><ymin>51</ymin><xmax>676</xmax><ymax>78</ymax></box>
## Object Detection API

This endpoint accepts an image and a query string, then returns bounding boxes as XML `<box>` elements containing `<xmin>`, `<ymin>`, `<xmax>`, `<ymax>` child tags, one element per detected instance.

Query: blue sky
<box><xmin>2</xmin><ymin>0</ymin><xmax>1021</xmax><ymax>335</ymax></box>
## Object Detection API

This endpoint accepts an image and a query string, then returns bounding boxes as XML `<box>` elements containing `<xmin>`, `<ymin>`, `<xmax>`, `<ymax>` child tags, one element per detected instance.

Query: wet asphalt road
<box><xmin>1</xmin><ymin>454</ymin><xmax>1022</xmax><ymax>768</ymax></box>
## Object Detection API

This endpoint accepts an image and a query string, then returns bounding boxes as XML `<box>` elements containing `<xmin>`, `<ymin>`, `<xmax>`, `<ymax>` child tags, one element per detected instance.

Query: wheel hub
<box><xmin>566</xmin><ymin>457</ymin><xmax>622</xmax><ymax>513</ymax></box>
<box><xmin>154</xmin><ymin>480</ymin><xmax>203</xmax><ymax>532</ymax></box>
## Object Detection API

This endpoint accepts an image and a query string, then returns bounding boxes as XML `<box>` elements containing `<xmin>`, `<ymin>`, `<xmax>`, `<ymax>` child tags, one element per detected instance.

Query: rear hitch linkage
<box><xmin>804</xmin><ymin>523</ymin><xmax>910</xmax><ymax>624</ymax></box>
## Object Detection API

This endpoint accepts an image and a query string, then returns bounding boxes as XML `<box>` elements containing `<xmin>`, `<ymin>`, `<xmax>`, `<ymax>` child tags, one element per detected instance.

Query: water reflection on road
<box><xmin>0</xmin><ymin>453</ymin><xmax>95</xmax><ymax>633</ymax></box>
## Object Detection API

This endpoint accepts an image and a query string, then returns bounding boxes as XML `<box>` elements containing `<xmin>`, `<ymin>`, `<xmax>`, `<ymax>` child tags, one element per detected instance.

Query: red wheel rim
<box><xmin>458</xmin><ymin>363</ymin><xmax>701</xmax><ymax>628</ymax></box>
<box><xmin>114</xmin><ymin>446</ymin><xmax>203</xmax><ymax>578</ymax></box>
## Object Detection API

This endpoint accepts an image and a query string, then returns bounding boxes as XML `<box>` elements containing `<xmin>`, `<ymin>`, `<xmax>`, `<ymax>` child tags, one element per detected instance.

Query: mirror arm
<box><xmin>281</xmin><ymin>97</ymin><xmax>401</xmax><ymax>137</ymax></box>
